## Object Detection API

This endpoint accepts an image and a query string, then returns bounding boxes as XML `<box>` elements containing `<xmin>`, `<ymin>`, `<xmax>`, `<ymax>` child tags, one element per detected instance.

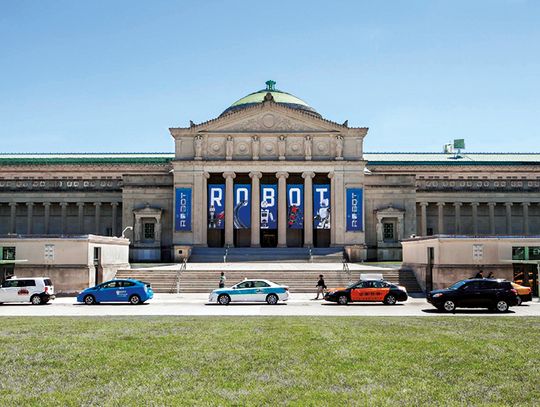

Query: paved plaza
<box><xmin>0</xmin><ymin>293</ymin><xmax>539</xmax><ymax>317</ymax></box>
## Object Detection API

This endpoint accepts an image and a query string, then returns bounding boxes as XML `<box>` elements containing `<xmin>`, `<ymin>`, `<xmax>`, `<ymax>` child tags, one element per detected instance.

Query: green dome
<box><xmin>220</xmin><ymin>80</ymin><xmax>321</xmax><ymax>117</ymax></box>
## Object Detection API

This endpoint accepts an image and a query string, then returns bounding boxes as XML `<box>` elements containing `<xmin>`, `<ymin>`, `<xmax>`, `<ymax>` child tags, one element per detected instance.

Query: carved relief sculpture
<box><xmin>194</xmin><ymin>135</ymin><xmax>203</xmax><ymax>160</ymax></box>
<box><xmin>304</xmin><ymin>135</ymin><xmax>312</xmax><ymax>160</ymax></box>
<box><xmin>226</xmin><ymin>135</ymin><xmax>234</xmax><ymax>160</ymax></box>
<box><xmin>252</xmin><ymin>135</ymin><xmax>260</xmax><ymax>160</ymax></box>
<box><xmin>335</xmin><ymin>135</ymin><xmax>344</xmax><ymax>160</ymax></box>
<box><xmin>278</xmin><ymin>135</ymin><xmax>286</xmax><ymax>160</ymax></box>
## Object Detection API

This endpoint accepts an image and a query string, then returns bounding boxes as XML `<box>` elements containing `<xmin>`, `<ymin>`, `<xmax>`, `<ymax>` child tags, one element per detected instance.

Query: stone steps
<box><xmin>189</xmin><ymin>247</ymin><xmax>345</xmax><ymax>263</ymax></box>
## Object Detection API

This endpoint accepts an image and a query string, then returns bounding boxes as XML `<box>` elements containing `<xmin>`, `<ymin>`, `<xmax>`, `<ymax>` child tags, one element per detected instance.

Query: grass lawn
<box><xmin>1</xmin><ymin>317</ymin><xmax>539</xmax><ymax>406</ymax></box>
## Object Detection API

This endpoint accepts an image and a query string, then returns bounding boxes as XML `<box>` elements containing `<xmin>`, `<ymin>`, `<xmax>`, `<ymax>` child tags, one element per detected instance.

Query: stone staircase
<box><xmin>116</xmin><ymin>264</ymin><xmax>180</xmax><ymax>294</ymax></box>
<box><xmin>189</xmin><ymin>247</ymin><xmax>345</xmax><ymax>263</ymax></box>
<box><xmin>115</xmin><ymin>264</ymin><xmax>422</xmax><ymax>294</ymax></box>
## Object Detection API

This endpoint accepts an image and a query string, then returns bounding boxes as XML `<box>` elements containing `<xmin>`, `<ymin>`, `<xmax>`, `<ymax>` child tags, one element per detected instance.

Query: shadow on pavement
<box><xmin>421</xmin><ymin>308</ymin><xmax>516</xmax><ymax>315</ymax></box>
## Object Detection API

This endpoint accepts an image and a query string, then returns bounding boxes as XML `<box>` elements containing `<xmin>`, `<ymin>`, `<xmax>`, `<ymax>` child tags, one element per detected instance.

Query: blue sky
<box><xmin>1</xmin><ymin>1</ymin><xmax>539</xmax><ymax>153</ymax></box>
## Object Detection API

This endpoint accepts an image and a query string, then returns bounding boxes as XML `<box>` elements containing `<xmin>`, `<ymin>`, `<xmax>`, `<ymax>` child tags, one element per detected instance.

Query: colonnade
<box><xmin>1</xmin><ymin>201</ymin><xmax>120</xmax><ymax>236</ymax></box>
<box><xmin>418</xmin><ymin>201</ymin><xmax>539</xmax><ymax>236</ymax></box>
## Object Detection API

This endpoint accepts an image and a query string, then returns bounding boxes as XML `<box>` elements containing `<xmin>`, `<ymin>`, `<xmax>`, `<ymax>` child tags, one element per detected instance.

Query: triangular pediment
<box><xmin>195</xmin><ymin>103</ymin><xmax>344</xmax><ymax>133</ymax></box>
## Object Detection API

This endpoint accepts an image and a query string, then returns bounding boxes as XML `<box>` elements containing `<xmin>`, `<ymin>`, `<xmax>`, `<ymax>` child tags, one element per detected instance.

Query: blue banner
<box><xmin>287</xmin><ymin>184</ymin><xmax>304</xmax><ymax>229</ymax></box>
<box><xmin>175</xmin><ymin>188</ymin><xmax>192</xmax><ymax>231</ymax></box>
<box><xmin>313</xmin><ymin>184</ymin><xmax>331</xmax><ymax>229</ymax></box>
<box><xmin>260</xmin><ymin>184</ymin><xmax>278</xmax><ymax>229</ymax></box>
<box><xmin>234</xmin><ymin>184</ymin><xmax>251</xmax><ymax>229</ymax></box>
<box><xmin>208</xmin><ymin>184</ymin><xmax>225</xmax><ymax>229</ymax></box>
<box><xmin>346</xmin><ymin>188</ymin><xmax>363</xmax><ymax>231</ymax></box>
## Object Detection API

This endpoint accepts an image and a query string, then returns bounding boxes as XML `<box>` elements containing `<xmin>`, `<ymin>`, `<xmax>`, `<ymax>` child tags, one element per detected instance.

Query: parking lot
<box><xmin>0</xmin><ymin>293</ymin><xmax>539</xmax><ymax>317</ymax></box>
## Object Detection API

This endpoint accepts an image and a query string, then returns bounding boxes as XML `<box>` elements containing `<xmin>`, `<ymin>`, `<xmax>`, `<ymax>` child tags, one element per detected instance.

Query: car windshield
<box><xmin>448</xmin><ymin>280</ymin><xmax>468</xmax><ymax>290</ymax></box>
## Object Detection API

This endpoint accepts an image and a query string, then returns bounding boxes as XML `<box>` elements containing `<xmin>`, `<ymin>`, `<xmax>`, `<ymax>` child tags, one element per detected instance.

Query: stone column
<box><xmin>505</xmin><ymin>202</ymin><xmax>513</xmax><ymax>235</ymax></box>
<box><xmin>249</xmin><ymin>171</ymin><xmax>262</xmax><ymax>247</ymax></box>
<box><xmin>26</xmin><ymin>202</ymin><xmax>34</xmax><ymax>235</ymax></box>
<box><xmin>9</xmin><ymin>202</ymin><xmax>16</xmax><ymax>233</ymax></box>
<box><xmin>77</xmin><ymin>202</ymin><xmax>85</xmax><ymax>234</ymax></box>
<box><xmin>60</xmin><ymin>203</ymin><xmax>68</xmax><ymax>234</ymax></box>
<box><xmin>111</xmin><ymin>202</ymin><xmax>119</xmax><ymax>236</ymax></box>
<box><xmin>94</xmin><ymin>202</ymin><xmax>101</xmax><ymax>234</ymax></box>
<box><xmin>276</xmin><ymin>171</ymin><xmax>289</xmax><ymax>247</ymax></box>
<box><xmin>522</xmin><ymin>202</ymin><xmax>530</xmax><ymax>235</ymax></box>
<box><xmin>453</xmin><ymin>202</ymin><xmax>462</xmax><ymax>234</ymax></box>
<box><xmin>488</xmin><ymin>202</ymin><xmax>496</xmax><ymax>235</ymax></box>
<box><xmin>328</xmin><ymin>172</ymin><xmax>336</xmax><ymax>245</ymax></box>
<box><xmin>223</xmin><ymin>172</ymin><xmax>236</xmax><ymax>247</ymax></box>
<box><xmin>436</xmin><ymin>202</ymin><xmax>445</xmax><ymax>234</ymax></box>
<box><xmin>419</xmin><ymin>202</ymin><xmax>428</xmax><ymax>236</ymax></box>
<box><xmin>302</xmin><ymin>171</ymin><xmax>315</xmax><ymax>247</ymax></box>
<box><xmin>471</xmin><ymin>202</ymin><xmax>479</xmax><ymax>235</ymax></box>
<box><xmin>202</xmin><ymin>172</ymin><xmax>210</xmax><ymax>246</ymax></box>
<box><xmin>43</xmin><ymin>202</ymin><xmax>51</xmax><ymax>234</ymax></box>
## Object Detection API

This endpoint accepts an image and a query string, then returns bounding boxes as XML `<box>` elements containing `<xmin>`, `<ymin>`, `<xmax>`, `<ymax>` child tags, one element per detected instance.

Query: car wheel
<box><xmin>443</xmin><ymin>300</ymin><xmax>456</xmax><ymax>312</ymax></box>
<box><xmin>495</xmin><ymin>300</ymin><xmax>509</xmax><ymax>313</ymax></box>
<box><xmin>516</xmin><ymin>296</ymin><xmax>522</xmax><ymax>306</ymax></box>
<box><xmin>218</xmin><ymin>294</ymin><xmax>230</xmax><ymax>305</ymax></box>
<box><xmin>384</xmin><ymin>294</ymin><xmax>397</xmax><ymax>305</ymax></box>
<box><xmin>84</xmin><ymin>295</ymin><xmax>96</xmax><ymax>305</ymax></box>
<box><xmin>129</xmin><ymin>294</ymin><xmax>141</xmax><ymax>305</ymax></box>
<box><xmin>337</xmin><ymin>295</ymin><xmax>348</xmax><ymax>305</ymax></box>
<box><xmin>31</xmin><ymin>295</ymin><xmax>42</xmax><ymax>305</ymax></box>
<box><xmin>266</xmin><ymin>294</ymin><xmax>279</xmax><ymax>305</ymax></box>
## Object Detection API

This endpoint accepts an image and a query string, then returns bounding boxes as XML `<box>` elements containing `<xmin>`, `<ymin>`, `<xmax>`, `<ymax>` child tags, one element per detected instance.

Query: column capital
<box><xmin>43</xmin><ymin>202</ymin><xmax>51</xmax><ymax>207</ymax></box>
<box><xmin>302</xmin><ymin>171</ymin><xmax>315</xmax><ymax>179</ymax></box>
<box><xmin>26</xmin><ymin>202</ymin><xmax>34</xmax><ymax>208</ymax></box>
<box><xmin>504</xmin><ymin>202</ymin><xmax>513</xmax><ymax>207</ymax></box>
<box><xmin>203</xmin><ymin>171</ymin><xmax>210</xmax><ymax>179</ymax></box>
<box><xmin>470</xmin><ymin>202</ymin><xmax>479</xmax><ymax>207</ymax></box>
<box><xmin>276</xmin><ymin>171</ymin><xmax>289</xmax><ymax>179</ymax></box>
<box><xmin>59</xmin><ymin>202</ymin><xmax>68</xmax><ymax>208</ymax></box>
<box><xmin>249</xmin><ymin>171</ymin><xmax>262</xmax><ymax>179</ymax></box>
<box><xmin>9</xmin><ymin>202</ymin><xmax>17</xmax><ymax>207</ymax></box>
<box><xmin>522</xmin><ymin>202</ymin><xmax>531</xmax><ymax>207</ymax></box>
<box><xmin>327</xmin><ymin>172</ymin><xmax>335</xmax><ymax>179</ymax></box>
<box><xmin>110</xmin><ymin>202</ymin><xmax>119</xmax><ymax>207</ymax></box>
<box><xmin>487</xmin><ymin>202</ymin><xmax>496</xmax><ymax>207</ymax></box>
<box><xmin>453</xmin><ymin>202</ymin><xmax>463</xmax><ymax>207</ymax></box>
<box><xmin>223</xmin><ymin>171</ymin><xmax>236</xmax><ymax>179</ymax></box>
<box><xmin>436</xmin><ymin>202</ymin><xmax>445</xmax><ymax>207</ymax></box>
<box><xmin>419</xmin><ymin>202</ymin><xmax>429</xmax><ymax>207</ymax></box>
<box><xmin>93</xmin><ymin>202</ymin><xmax>102</xmax><ymax>207</ymax></box>
<box><xmin>76</xmin><ymin>202</ymin><xmax>85</xmax><ymax>207</ymax></box>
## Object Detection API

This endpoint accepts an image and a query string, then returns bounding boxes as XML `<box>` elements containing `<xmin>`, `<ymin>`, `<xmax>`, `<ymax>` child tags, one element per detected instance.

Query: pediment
<box><xmin>198</xmin><ymin>104</ymin><xmax>343</xmax><ymax>133</ymax></box>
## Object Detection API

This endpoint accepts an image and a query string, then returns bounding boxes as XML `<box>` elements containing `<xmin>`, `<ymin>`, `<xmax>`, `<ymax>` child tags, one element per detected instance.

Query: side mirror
<box><xmin>232</xmin><ymin>286</ymin><xmax>236</xmax><ymax>290</ymax></box>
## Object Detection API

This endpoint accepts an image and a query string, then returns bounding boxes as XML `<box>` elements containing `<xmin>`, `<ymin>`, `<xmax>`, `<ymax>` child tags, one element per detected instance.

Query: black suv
<box><xmin>427</xmin><ymin>279</ymin><xmax>519</xmax><ymax>313</ymax></box>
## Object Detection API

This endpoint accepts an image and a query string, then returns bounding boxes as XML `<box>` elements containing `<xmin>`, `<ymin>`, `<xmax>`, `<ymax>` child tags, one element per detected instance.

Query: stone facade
<box><xmin>1</xmin><ymin>88</ymin><xmax>539</xmax><ymax>262</ymax></box>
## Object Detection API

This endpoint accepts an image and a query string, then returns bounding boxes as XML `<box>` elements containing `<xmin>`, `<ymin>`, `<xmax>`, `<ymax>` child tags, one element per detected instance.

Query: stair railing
<box><xmin>308</xmin><ymin>246</ymin><xmax>313</xmax><ymax>263</ymax></box>
<box><xmin>342</xmin><ymin>258</ymin><xmax>352</xmax><ymax>284</ymax></box>
<box><xmin>224</xmin><ymin>244</ymin><xmax>229</xmax><ymax>263</ymax></box>
<box><xmin>175</xmin><ymin>257</ymin><xmax>187</xmax><ymax>294</ymax></box>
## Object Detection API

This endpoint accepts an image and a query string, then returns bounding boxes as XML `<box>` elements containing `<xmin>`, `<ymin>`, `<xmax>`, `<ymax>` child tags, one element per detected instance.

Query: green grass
<box><xmin>1</xmin><ymin>317</ymin><xmax>539</xmax><ymax>406</ymax></box>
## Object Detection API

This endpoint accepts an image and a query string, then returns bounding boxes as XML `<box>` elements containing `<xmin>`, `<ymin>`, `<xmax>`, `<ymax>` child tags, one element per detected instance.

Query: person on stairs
<box><xmin>314</xmin><ymin>274</ymin><xmax>327</xmax><ymax>300</ymax></box>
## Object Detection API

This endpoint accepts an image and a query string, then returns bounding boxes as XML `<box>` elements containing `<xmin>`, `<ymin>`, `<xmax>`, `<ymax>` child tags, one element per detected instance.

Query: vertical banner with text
<box><xmin>287</xmin><ymin>184</ymin><xmax>304</xmax><ymax>228</ymax></box>
<box><xmin>175</xmin><ymin>187</ymin><xmax>192</xmax><ymax>231</ymax></box>
<box><xmin>208</xmin><ymin>184</ymin><xmax>225</xmax><ymax>229</ymax></box>
<box><xmin>260</xmin><ymin>184</ymin><xmax>278</xmax><ymax>229</ymax></box>
<box><xmin>234</xmin><ymin>184</ymin><xmax>251</xmax><ymax>229</ymax></box>
<box><xmin>313</xmin><ymin>184</ymin><xmax>331</xmax><ymax>229</ymax></box>
<box><xmin>346</xmin><ymin>188</ymin><xmax>363</xmax><ymax>231</ymax></box>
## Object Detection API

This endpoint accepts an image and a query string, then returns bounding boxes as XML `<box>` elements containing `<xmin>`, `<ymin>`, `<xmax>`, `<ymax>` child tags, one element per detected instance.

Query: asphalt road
<box><xmin>0</xmin><ymin>294</ymin><xmax>539</xmax><ymax>317</ymax></box>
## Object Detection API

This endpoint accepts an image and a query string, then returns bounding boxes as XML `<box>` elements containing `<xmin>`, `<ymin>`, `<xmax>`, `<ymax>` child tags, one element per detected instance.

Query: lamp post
<box><xmin>121</xmin><ymin>226</ymin><xmax>133</xmax><ymax>238</ymax></box>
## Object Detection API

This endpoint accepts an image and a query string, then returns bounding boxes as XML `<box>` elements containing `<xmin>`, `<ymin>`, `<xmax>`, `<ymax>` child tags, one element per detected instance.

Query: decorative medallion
<box><xmin>237</xmin><ymin>142</ymin><xmax>249</xmax><ymax>153</ymax></box>
<box><xmin>263</xmin><ymin>143</ymin><xmax>274</xmax><ymax>152</ymax></box>
<box><xmin>262</xmin><ymin>113</ymin><xmax>275</xmax><ymax>128</ymax></box>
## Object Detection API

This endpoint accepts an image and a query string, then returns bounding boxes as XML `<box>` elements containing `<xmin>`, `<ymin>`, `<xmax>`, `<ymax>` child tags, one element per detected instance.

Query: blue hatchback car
<box><xmin>77</xmin><ymin>279</ymin><xmax>153</xmax><ymax>305</ymax></box>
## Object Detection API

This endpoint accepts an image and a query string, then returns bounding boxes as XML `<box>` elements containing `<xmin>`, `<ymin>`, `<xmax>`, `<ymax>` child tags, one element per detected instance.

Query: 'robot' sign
<box><xmin>313</xmin><ymin>185</ymin><xmax>331</xmax><ymax>229</ymax></box>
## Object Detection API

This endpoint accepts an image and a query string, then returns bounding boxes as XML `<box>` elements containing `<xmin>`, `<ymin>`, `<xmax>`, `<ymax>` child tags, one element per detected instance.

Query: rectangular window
<box><xmin>383</xmin><ymin>223</ymin><xmax>395</xmax><ymax>241</ymax></box>
<box><xmin>144</xmin><ymin>223</ymin><xmax>155</xmax><ymax>240</ymax></box>
<box><xmin>512</xmin><ymin>247</ymin><xmax>526</xmax><ymax>260</ymax></box>
<box><xmin>529</xmin><ymin>247</ymin><xmax>540</xmax><ymax>260</ymax></box>
<box><xmin>2</xmin><ymin>247</ymin><xmax>16</xmax><ymax>260</ymax></box>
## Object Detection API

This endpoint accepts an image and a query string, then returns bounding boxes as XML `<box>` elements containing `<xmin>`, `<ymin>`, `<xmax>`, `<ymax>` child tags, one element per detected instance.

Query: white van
<box><xmin>0</xmin><ymin>277</ymin><xmax>55</xmax><ymax>305</ymax></box>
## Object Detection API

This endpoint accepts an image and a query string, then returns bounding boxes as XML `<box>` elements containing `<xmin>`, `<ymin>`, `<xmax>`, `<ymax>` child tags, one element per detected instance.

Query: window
<box><xmin>237</xmin><ymin>281</ymin><xmax>254</xmax><ymax>289</ymax></box>
<box><xmin>102</xmin><ymin>282</ymin><xmax>118</xmax><ymax>289</ymax></box>
<box><xmin>372</xmin><ymin>281</ymin><xmax>388</xmax><ymax>288</ymax></box>
<box><xmin>383</xmin><ymin>223</ymin><xmax>395</xmax><ymax>241</ymax></box>
<box><xmin>2</xmin><ymin>247</ymin><xmax>15</xmax><ymax>261</ymax></box>
<box><xmin>144</xmin><ymin>223</ymin><xmax>155</xmax><ymax>240</ymax></box>
<box><xmin>44</xmin><ymin>279</ymin><xmax>53</xmax><ymax>286</ymax></box>
<box><xmin>529</xmin><ymin>247</ymin><xmax>540</xmax><ymax>260</ymax></box>
<box><xmin>253</xmin><ymin>281</ymin><xmax>270</xmax><ymax>288</ymax></box>
<box><xmin>118</xmin><ymin>281</ymin><xmax>135</xmax><ymax>287</ymax></box>
<box><xmin>1</xmin><ymin>280</ymin><xmax>18</xmax><ymax>288</ymax></box>
<box><xmin>427</xmin><ymin>228</ymin><xmax>434</xmax><ymax>236</ymax></box>
<box><xmin>512</xmin><ymin>247</ymin><xmax>526</xmax><ymax>260</ymax></box>
<box><xmin>18</xmin><ymin>280</ymin><xmax>36</xmax><ymax>287</ymax></box>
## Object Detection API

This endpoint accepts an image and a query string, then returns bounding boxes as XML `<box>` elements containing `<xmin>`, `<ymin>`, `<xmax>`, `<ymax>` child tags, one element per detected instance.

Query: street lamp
<box><xmin>121</xmin><ymin>226</ymin><xmax>133</xmax><ymax>238</ymax></box>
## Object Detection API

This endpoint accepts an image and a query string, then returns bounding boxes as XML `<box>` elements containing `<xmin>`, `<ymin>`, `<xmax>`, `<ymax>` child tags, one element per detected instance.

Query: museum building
<box><xmin>1</xmin><ymin>81</ymin><xmax>540</xmax><ymax>264</ymax></box>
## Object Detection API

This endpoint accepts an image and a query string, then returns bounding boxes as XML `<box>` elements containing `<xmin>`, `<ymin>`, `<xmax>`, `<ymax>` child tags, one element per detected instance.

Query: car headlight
<box><xmin>433</xmin><ymin>293</ymin><xmax>443</xmax><ymax>298</ymax></box>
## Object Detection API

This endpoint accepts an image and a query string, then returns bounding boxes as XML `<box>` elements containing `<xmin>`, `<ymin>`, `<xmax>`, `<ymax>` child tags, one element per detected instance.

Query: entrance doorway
<box><xmin>208</xmin><ymin>229</ymin><xmax>224</xmax><ymax>247</ymax></box>
<box><xmin>314</xmin><ymin>229</ymin><xmax>330</xmax><ymax>248</ymax></box>
<box><xmin>513</xmin><ymin>263</ymin><xmax>539</xmax><ymax>296</ymax></box>
<box><xmin>261</xmin><ymin>230</ymin><xmax>277</xmax><ymax>247</ymax></box>
<box><xmin>426</xmin><ymin>247</ymin><xmax>434</xmax><ymax>292</ymax></box>
<box><xmin>234</xmin><ymin>229</ymin><xmax>251</xmax><ymax>247</ymax></box>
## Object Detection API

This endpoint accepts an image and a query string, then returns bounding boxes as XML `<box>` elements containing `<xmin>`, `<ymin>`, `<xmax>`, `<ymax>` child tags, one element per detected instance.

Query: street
<box><xmin>0</xmin><ymin>293</ymin><xmax>539</xmax><ymax>317</ymax></box>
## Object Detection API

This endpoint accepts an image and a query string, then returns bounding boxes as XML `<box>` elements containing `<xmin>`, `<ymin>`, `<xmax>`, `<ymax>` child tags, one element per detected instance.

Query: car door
<box><xmin>233</xmin><ymin>281</ymin><xmax>252</xmax><ymax>302</ymax></box>
<box><xmin>114</xmin><ymin>280</ymin><xmax>131</xmax><ymax>302</ymax></box>
<box><xmin>253</xmin><ymin>281</ymin><xmax>271</xmax><ymax>301</ymax></box>
<box><xmin>372</xmin><ymin>281</ymin><xmax>390</xmax><ymax>301</ymax></box>
<box><xmin>0</xmin><ymin>279</ymin><xmax>19</xmax><ymax>302</ymax></box>
<box><xmin>458</xmin><ymin>282</ymin><xmax>482</xmax><ymax>307</ymax></box>
<box><xmin>350</xmin><ymin>281</ymin><xmax>371</xmax><ymax>302</ymax></box>
<box><xmin>478</xmin><ymin>280</ymin><xmax>498</xmax><ymax>307</ymax></box>
<box><xmin>98</xmin><ymin>281</ymin><xmax>118</xmax><ymax>302</ymax></box>
<box><xmin>16</xmin><ymin>279</ymin><xmax>35</xmax><ymax>302</ymax></box>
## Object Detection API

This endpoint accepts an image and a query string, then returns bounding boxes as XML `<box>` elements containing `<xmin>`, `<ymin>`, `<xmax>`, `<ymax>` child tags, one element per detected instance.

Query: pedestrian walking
<box><xmin>219</xmin><ymin>272</ymin><xmax>226</xmax><ymax>288</ymax></box>
<box><xmin>474</xmin><ymin>269</ymin><xmax>484</xmax><ymax>279</ymax></box>
<box><xmin>486</xmin><ymin>271</ymin><xmax>494</xmax><ymax>279</ymax></box>
<box><xmin>314</xmin><ymin>274</ymin><xmax>327</xmax><ymax>300</ymax></box>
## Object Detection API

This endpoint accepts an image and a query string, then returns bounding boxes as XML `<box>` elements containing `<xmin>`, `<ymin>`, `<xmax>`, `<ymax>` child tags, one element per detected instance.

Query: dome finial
<box><xmin>265</xmin><ymin>80</ymin><xmax>276</xmax><ymax>91</ymax></box>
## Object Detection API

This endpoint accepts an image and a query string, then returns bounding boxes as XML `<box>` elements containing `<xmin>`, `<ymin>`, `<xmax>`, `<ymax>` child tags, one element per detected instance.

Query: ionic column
<box><xmin>437</xmin><ymin>202</ymin><xmax>445</xmax><ymax>234</ymax></box>
<box><xmin>26</xmin><ymin>202</ymin><xmax>34</xmax><ymax>235</ymax></box>
<box><xmin>471</xmin><ymin>202</ymin><xmax>479</xmax><ymax>235</ymax></box>
<box><xmin>328</xmin><ymin>172</ymin><xmax>336</xmax><ymax>245</ymax></box>
<box><xmin>522</xmin><ymin>203</ymin><xmax>530</xmax><ymax>235</ymax></box>
<box><xmin>111</xmin><ymin>202</ymin><xmax>119</xmax><ymax>236</ymax></box>
<box><xmin>302</xmin><ymin>171</ymin><xmax>315</xmax><ymax>247</ymax></box>
<box><xmin>60</xmin><ymin>202</ymin><xmax>68</xmax><ymax>234</ymax></box>
<box><xmin>43</xmin><ymin>202</ymin><xmax>51</xmax><ymax>234</ymax></box>
<box><xmin>249</xmin><ymin>171</ymin><xmax>262</xmax><ymax>247</ymax></box>
<box><xmin>9</xmin><ymin>202</ymin><xmax>16</xmax><ymax>233</ymax></box>
<box><xmin>202</xmin><ymin>172</ymin><xmax>210</xmax><ymax>246</ymax></box>
<box><xmin>77</xmin><ymin>202</ymin><xmax>85</xmax><ymax>234</ymax></box>
<box><xmin>453</xmin><ymin>202</ymin><xmax>462</xmax><ymax>234</ymax></box>
<box><xmin>94</xmin><ymin>202</ymin><xmax>102</xmax><ymax>234</ymax></box>
<box><xmin>488</xmin><ymin>203</ymin><xmax>496</xmax><ymax>235</ymax></box>
<box><xmin>276</xmin><ymin>171</ymin><xmax>289</xmax><ymax>247</ymax></box>
<box><xmin>419</xmin><ymin>202</ymin><xmax>428</xmax><ymax>236</ymax></box>
<box><xmin>505</xmin><ymin>202</ymin><xmax>513</xmax><ymax>235</ymax></box>
<box><xmin>223</xmin><ymin>171</ymin><xmax>236</xmax><ymax>246</ymax></box>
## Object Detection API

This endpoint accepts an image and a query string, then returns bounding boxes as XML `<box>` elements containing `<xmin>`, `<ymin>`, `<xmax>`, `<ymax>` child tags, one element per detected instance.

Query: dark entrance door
<box><xmin>514</xmin><ymin>263</ymin><xmax>539</xmax><ymax>296</ymax></box>
<box><xmin>261</xmin><ymin>230</ymin><xmax>277</xmax><ymax>247</ymax></box>
<box><xmin>426</xmin><ymin>247</ymin><xmax>434</xmax><ymax>292</ymax></box>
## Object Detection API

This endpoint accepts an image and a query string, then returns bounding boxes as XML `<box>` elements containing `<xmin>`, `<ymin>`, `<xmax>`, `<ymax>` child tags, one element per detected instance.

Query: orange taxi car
<box><xmin>512</xmin><ymin>282</ymin><xmax>532</xmax><ymax>306</ymax></box>
<box><xmin>324</xmin><ymin>279</ymin><xmax>408</xmax><ymax>305</ymax></box>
